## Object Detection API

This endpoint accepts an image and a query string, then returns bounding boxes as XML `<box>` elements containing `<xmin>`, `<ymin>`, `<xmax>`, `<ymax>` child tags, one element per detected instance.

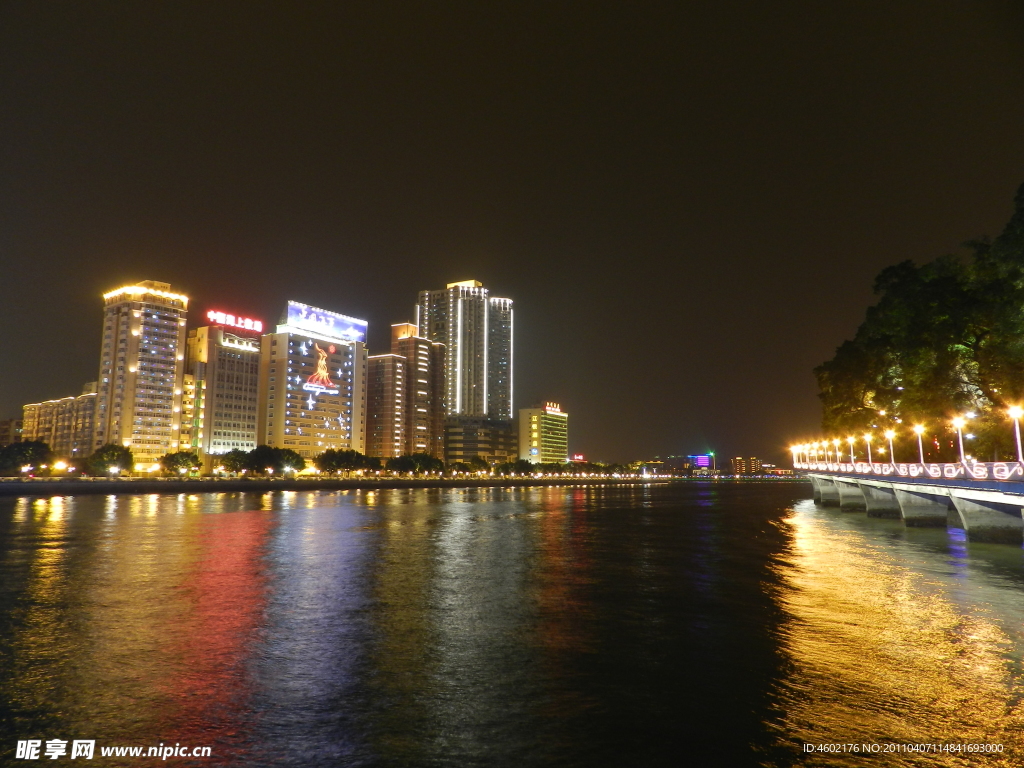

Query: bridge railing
<box><xmin>793</xmin><ymin>460</ymin><xmax>1024</xmax><ymax>482</ymax></box>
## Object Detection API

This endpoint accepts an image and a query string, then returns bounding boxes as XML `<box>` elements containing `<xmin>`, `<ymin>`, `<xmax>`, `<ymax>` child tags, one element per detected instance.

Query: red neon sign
<box><xmin>207</xmin><ymin>310</ymin><xmax>263</xmax><ymax>333</ymax></box>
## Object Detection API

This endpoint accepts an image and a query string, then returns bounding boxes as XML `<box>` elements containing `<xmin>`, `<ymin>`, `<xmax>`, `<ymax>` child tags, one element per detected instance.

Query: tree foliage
<box><xmin>0</xmin><ymin>441</ymin><xmax>53</xmax><ymax>475</ymax></box>
<box><xmin>159</xmin><ymin>451</ymin><xmax>201</xmax><ymax>475</ymax></box>
<box><xmin>315</xmin><ymin>449</ymin><xmax>381</xmax><ymax>474</ymax></box>
<box><xmin>85</xmin><ymin>444</ymin><xmax>134</xmax><ymax>476</ymax></box>
<box><xmin>815</xmin><ymin>182</ymin><xmax>1024</xmax><ymax>460</ymax></box>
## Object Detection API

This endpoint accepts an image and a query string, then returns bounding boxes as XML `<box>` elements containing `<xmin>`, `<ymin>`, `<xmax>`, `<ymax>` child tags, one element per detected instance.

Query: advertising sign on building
<box><xmin>285</xmin><ymin>301</ymin><xmax>367</xmax><ymax>343</ymax></box>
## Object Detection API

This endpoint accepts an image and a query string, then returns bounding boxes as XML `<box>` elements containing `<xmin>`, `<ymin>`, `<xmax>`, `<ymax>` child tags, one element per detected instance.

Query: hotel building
<box><xmin>416</xmin><ymin>280</ymin><xmax>513</xmax><ymax>420</ymax></box>
<box><xmin>94</xmin><ymin>281</ymin><xmax>189</xmax><ymax>463</ymax></box>
<box><xmin>518</xmin><ymin>402</ymin><xmax>569</xmax><ymax>464</ymax></box>
<box><xmin>185</xmin><ymin>315</ymin><xmax>263</xmax><ymax>456</ymax></box>
<box><xmin>21</xmin><ymin>383</ymin><xmax>98</xmax><ymax>458</ymax></box>
<box><xmin>257</xmin><ymin>301</ymin><xmax>368</xmax><ymax>459</ymax></box>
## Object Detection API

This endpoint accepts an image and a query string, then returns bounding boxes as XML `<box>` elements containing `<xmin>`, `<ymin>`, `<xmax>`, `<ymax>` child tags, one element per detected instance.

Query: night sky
<box><xmin>2</xmin><ymin>1</ymin><xmax>1024</xmax><ymax>463</ymax></box>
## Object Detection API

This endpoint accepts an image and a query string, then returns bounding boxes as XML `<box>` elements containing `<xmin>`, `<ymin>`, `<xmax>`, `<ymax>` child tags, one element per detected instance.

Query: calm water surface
<box><xmin>2</xmin><ymin>482</ymin><xmax>1024</xmax><ymax>766</ymax></box>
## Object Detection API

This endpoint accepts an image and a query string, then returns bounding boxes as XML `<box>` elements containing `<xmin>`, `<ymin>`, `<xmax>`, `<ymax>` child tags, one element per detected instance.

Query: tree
<box><xmin>220</xmin><ymin>449</ymin><xmax>250</xmax><ymax>474</ymax></box>
<box><xmin>815</xmin><ymin>182</ymin><xmax>1024</xmax><ymax>461</ymax></box>
<box><xmin>244</xmin><ymin>445</ymin><xmax>306</xmax><ymax>475</ymax></box>
<box><xmin>0</xmin><ymin>441</ymin><xmax>53</xmax><ymax>476</ymax></box>
<box><xmin>86</xmin><ymin>444</ymin><xmax>134</xmax><ymax>476</ymax></box>
<box><xmin>315</xmin><ymin>449</ymin><xmax>379</xmax><ymax>474</ymax></box>
<box><xmin>385</xmin><ymin>455</ymin><xmax>417</xmax><ymax>473</ymax></box>
<box><xmin>467</xmin><ymin>455</ymin><xmax>490</xmax><ymax>472</ymax></box>
<box><xmin>159</xmin><ymin>451</ymin><xmax>201</xmax><ymax>475</ymax></box>
<box><xmin>410</xmin><ymin>453</ymin><xmax>444</xmax><ymax>473</ymax></box>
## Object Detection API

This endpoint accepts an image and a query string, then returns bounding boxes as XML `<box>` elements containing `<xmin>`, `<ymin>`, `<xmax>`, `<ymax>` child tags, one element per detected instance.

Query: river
<box><xmin>2</xmin><ymin>482</ymin><xmax>1023</xmax><ymax>766</ymax></box>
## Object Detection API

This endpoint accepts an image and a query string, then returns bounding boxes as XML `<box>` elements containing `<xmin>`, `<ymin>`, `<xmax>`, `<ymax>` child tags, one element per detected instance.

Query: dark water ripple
<box><xmin>2</xmin><ymin>483</ymin><xmax>1023</xmax><ymax>766</ymax></box>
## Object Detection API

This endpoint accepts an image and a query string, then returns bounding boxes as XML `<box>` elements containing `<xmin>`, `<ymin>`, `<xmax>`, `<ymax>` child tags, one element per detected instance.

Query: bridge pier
<box><xmin>814</xmin><ymin>476</ymin><xmax>840</xmax><ymax>506</ymax></box>
<box><xmin>948</xmin><ymin>492</ymin><xmax>1024</xmax><ymax>545</ymax></box>
<box><xmin>834</xmin><ymin>479</ymin><xmax>866</xmax><ymax>510</ymax></box>
<box><xmin>857</xmin><ymin>482</ymin><xmax>901</xmax><ymax>519</ymax></box>
<box><xmin>892</xmin><ymin>487</ymin><xmax>950</xmax><ymax>527</ymax></box>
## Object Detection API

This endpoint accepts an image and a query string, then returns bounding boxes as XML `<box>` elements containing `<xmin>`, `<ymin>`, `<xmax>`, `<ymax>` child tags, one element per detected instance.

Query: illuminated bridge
<box><xmin>793</xmin><ymin>460</ymin><xmax>1024</xmax><ymax>544</ymax></box>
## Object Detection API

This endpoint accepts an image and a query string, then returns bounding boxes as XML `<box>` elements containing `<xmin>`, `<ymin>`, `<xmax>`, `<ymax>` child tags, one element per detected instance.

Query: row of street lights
<box><xmin>793</xmin><ymin>406</ymin><xmax>1024</xmax><ymax>465</ymax></box>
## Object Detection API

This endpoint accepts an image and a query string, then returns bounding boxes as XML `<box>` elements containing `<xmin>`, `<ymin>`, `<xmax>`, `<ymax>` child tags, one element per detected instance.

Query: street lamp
<box><xmin>832</xmin><ymin>438</ymin><xmax>841</xmax><ymax>464</ymax></box>
<box><xmin>884</xmin><ymin>430</ymin><xmax>896</xmax><ymax>465</ymax></box>
<box><xmin>912</xmin><ymin>424</ymin><xmax>926</xmax><ymax>464</ymax></box>
<box><xmin>846</xmin><ymin>435</ymin><xmax>856</xmax><ymax>463</ymax></box>
<box><xmin>863</xmin><ymin>433</ymin><xmax>873</xmax><ymax>464</ymax></box>
<box><xmin>952</xmin><ymin>417</ymin><xmax>967</xmax><ymax>463</ymax></box>
<box><xmin>1009</xmin><ymin>406</ymin><xmax>1024</xmax><ymax>463</ymax></box>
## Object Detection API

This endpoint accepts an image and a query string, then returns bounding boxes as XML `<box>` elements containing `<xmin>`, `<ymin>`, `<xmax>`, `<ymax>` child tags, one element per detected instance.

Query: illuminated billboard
<box><xmin>206</xmin><ymin>310</ymin><xmax>263</xmax><ymax>333</ymax></box>
<box><xmin>689</xmin><ymin>454</ymin><xmax>712</xmax><ymax>468</ymax></box>
<box><xmin>284</xmin><ymin>301</ymin><xmax>367</xmax><ymax>343</ymax></box>
<box><xmin>303</xmin><ymin>342</ymin><xmax>340</xmax><ymax>395</ymax></box>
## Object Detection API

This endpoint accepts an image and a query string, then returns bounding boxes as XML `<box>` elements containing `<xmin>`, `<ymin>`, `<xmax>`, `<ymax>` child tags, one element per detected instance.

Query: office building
<box><xmin>445</xmin><ymin>417</ymin><xmax>517</xmax><ymax>466</ymax></box>
<box><xmin>366</xmin><ymin>354</ymin><xmax>406</xmax><ymax>458</ymax></box>
<box><xmin>390</xmin><ymin>323</ymin><xmax>446</xmax><ymax>458</ymax></box>
<box><xmin>257</xmin><ymin>301</ymin><xmax>368</xmax><ymax>459</ymax></box>
<box><xmin>731</xmin><ymin>457</ymin><xmax>763</xmax><ymax>475</ymax></box>
<box><xmin>518</xmin><ymin>402</ymin><xmax>569</xmax><ymax>464</ymax></box>
<box><xmin>21</xmin><ymin>383</ymin><xmax>97</xmax><ymax>458</ymax></box>
<box><xmin>0</xmin><ymin>419</ymin><xmax>23</xmax><ymax>447</ymax></box>
<box><xmin>416</xmin><ymin>280</ymin><xmax>513</xmax><ymax>420</ymax></box>
<box><xmin>185</xmin><ymin>316</ymin><xmax>262</xmax><ymax>456</ymax></box>
<box><xmin>94</xmin><ymin>281</ymin><xmax>189</xmax><ymax>463</ymax></box>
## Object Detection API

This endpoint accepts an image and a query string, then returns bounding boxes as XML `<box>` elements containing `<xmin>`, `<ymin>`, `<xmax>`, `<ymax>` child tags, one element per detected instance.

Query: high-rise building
<box><xmin>390</xmin><ymin>323</ymin><xmax>446</xmax><ymax>458</ymax></box>
<box><xmin>257</xmin><ymin>301</ymin><xmax>368</xmax><ymax>459</ymax></box>
<box><xmin>518</xmin><ymin>402</ymin><xmax>569</xmax><ymax>464</ymax></box>
<box><xmin>21</xmin><ymin>383</ymin><xmax>97</xmax><ymax>458</ymax></box>
<box><xmin>0</xmin><ymin>419</ymin><xmax>23</xmax><ymax>447</ymax></box>
<box><xmin>185</xmin><ymin>315</ymin><xmax>263</xmax><ymax>456</ymax></box>
<box><xmin>416</xmin><ymin>280</ymin><xmax>513</xmax><ymax>420</ymax></box>
<box><xmin>94</xmin><ymin>281</ymin><xmax>189</xmax><ymax>463</ymax></box>
<box><xmin>366</xmin><ymin>354</ymin><xmax>406</xmax><ymax>458</ymax></box>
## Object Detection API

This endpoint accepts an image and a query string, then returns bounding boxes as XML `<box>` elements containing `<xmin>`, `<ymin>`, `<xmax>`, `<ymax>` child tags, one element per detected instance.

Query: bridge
<box><xmin>793</xmin><ymin>460</ymin><xmax>1024</xmax><ymax>544</ymax></box>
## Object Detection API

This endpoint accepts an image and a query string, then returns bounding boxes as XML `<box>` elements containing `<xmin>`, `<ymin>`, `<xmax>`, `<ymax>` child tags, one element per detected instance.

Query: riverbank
<box><xmin>0</xmin><ymin>475</ymin><xmax>805</xmax><ymax>497</ymax></box>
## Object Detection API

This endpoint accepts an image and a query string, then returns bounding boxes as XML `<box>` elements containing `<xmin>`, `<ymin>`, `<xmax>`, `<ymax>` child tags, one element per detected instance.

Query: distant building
<box><xmin>390</xmin><ymin>323</ymin><xmax>446</xmax><ymax>458</ymax></box>
<box><xmin>186</xmin><ymin>318</ymin><xmax>263</xmax><ymax>456</ymax></box>
<box><xmin>445</xmin><ymin>416</ymin><xmax>517</xmax><ymax>466</ymax></box>
<box><xmin>0</xmin><ymin>419</ymin><xmax>23</xmax><ymax>447</ymax></box>
<box><xmin>731</xmin><ymin>457</ymin><xmax>763</xmax><ymax>475</ymax></box>
<box><xmin>366</xmin><ymin>354</ymin><xmax>407</xmax><ymax>459</ymax></box>
<box><xmin>93</xmin><ymin>281</ymin><xmax>189</xmax><ymax>464</ymax></box>
<box><xmin>257</xmin><ymin>301</ymin><xmax>368</xmax><ymax>459</ymax></box>
<box><xmin>519</xmin><ymin>402</ymin><xmax>569</xmax><ymax>464</ymax></box>
<box><xmin>416</xmin><ymin>280</ymin><xmax>513</xmax><ymax>420</ymax></box>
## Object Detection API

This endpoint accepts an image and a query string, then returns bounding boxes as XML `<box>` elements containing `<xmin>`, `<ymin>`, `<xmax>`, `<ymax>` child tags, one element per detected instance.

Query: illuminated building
<box><xmin>687</xmin><ymin>453</ymin><xmax>719</xmax><ymax>476</ymax></box>
<box><xmin>366</xmin><ymin>354</ymin><xmax>406</xmax><ymax>458</ymax></box>
<box><xmin>257</xmin><ymin>301</ymin><xmax>368</xmax><ymax>459</ymax></box>
<box><xmin>94</xmin><ymin>281</ymin><xmax>189</xmax><ymax>462</ymax></box>
<box><xmin>445</xmin><ymin>416</ymin><xmax>517</xmax><ymax>466</ymax></box>
<box><xmin>185</xmin><ymin>316</ymin><xmax>262</xmax><ymax>456</ymax></box>
<box><xmin>416</xmin><ymin>280</ymin><xmax>513</xmax><ymax>420</ymax></box>
<box><xmin>21</xmin><ymin>383</ymin><xmax>97</xmax><ymax>458</ymax></box>
<box><xmin>730</xmin><ymin>456</ymin><xmax>763</xmax><ymax>475</ymax></box>
<box><xmin>0</xmin><ymin>419</ymin><xmax>23</xmax><ymax>447</ymax></box>
<box><xmin>390</xmin><ymin>323</ymin><xmax>446</xmax><ymax>458</ymax></box>
<box><xmin>518</xmin><ymin>402</ymin><xmax>569</xmax><ymax>464</ymax></box>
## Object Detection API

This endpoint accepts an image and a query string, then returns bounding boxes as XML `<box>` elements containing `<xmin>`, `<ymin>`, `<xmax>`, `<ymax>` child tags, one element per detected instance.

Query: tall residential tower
<box><xmin>416</xmin><ymin>280</ymin><xmax>513</xmax><ymax>420</ymax></box>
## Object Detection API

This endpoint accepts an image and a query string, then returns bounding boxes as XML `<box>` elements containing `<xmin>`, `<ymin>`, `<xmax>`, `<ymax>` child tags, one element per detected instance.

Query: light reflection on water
<box><xmin>3</xmin><ymin>485</ymin><xmax>1024</xmax><ymax>766</ymax></box>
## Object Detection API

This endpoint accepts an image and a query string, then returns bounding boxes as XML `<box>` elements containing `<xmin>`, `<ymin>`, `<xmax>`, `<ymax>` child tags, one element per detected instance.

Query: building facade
<box><xmin>366</xmin><ymin>354</ymin><xmax>406</xmax><ymax>458</ymax></box>
<box><xmin>0</xmin><ymin>419</ymin><xmax>23</xmax><ymax>447</ymax></box>
<box><xmin>94</xmin><ymin>281</ymin><xmax>189</xmax><ymax>463</ymax></box>
<box><xmin>416</xmin><ymin>280</ymin><xmax>513</xmax><ymax>420</ymax></box>
<box><xmin>21</xmin><ymin>383</ymin><xmax>97</xmax><ymax>458</ymax></box>
<box><xmin>518</xmin><ymin>402</ymin><xmax>569</xmax><ymax>464</ymax></box>
<box><xmin>257</xmin><ymin>301</ymin><xmax>368</xmax><ymax>459</ymax></box>
<box><xmin>445</xmin><ymin>417</ymin><xmax>517</xmax><ymax>466</ymax></box>
<box><xmin>390</xmin><ymin>323</ymin><xmax>446</xmax><ymax>458</ymax></box>
<box><xmin>185</xmin><ymin>320</ymin><xmax>262</xmax><ymax>456</ymax></box>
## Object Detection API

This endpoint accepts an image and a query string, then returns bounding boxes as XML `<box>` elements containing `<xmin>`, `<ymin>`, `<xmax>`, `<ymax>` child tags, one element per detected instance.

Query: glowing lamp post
<box><xmin>832</xmin><ymin>438</ymin><xmax>841</xmax><ymax>464</ymax></box>
<box><xmin>884</xmin><ymin>430</ymin><xmax>896</xmax><ymax>465</ymax></box>
<box><xmin>846</xmin><ymin>436</ymin><xmax>856</xmax><ymax>464</ymax></box>
<box><xmin>952</xmin><ymin>417</ymin><xmax>967</xmax><ymax>463</ymax></box>
<box><xmin>863</xmin><ymin>433</ymin><xmax>873</xmax><ymax>464</ymax></box>
<box><xmin>1009</xmin><ymin>406</ymin><xmax>1024</xmax><ymax>463</ymax></box>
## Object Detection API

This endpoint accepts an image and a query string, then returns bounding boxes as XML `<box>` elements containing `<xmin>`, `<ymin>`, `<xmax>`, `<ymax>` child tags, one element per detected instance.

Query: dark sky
<box><xmin>2</xmin><ymin>1</ymin><xmax>1024</xmax><ymax>463</ymax></box>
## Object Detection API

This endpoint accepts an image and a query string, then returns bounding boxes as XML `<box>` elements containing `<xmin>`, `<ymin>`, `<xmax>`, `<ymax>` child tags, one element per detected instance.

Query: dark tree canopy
<box><xmin>815</xmin><ymin>183</ymin><xmax>1024</xmax><ymax>461</ymax></box>
<box><xmin>85</xmin><ymin>444</ymin><xmax>134</xmax><ymax>476</ymax></box>
<box><xmin>0</xmin><ymin>441</ymin><xmax>53</xmax><ymax>475</ymax></box>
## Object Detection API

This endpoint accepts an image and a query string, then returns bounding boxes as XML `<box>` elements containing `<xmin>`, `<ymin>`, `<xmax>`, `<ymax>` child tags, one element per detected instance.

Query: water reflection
<box><xmin>774</xmin><ymin>500</ymin><xmax>1024</xmax><ymax>765</ymax></box>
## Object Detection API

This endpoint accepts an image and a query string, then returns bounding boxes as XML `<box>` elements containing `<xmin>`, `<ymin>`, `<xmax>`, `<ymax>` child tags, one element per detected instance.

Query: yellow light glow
<box><xmin>863</xmin><ymin>434</ymin><xmax>872</xmax><ymax>443</ymax></box>
<box><xmin>913</xmin><ymin>424</ymin><xmax>925</xmax><ymax>435</ymax></box>
<box><xmin>952</xmin><ymin>417</ymin><xmax>966</xmax><ymax>429</ymax></box>
<box><xmin>1009</xmin><ymin>406</ymin><xmax>1024</xmax><ymax>420</ymax></box>
<box><xmin>103</xmin><ymin>285</ymin><xmax>189</xmax><ymax>304</ymax></box>
<box><xmin>884</xmin><ymin>430</ymin><xmax>895</xmax><ymax>439</ymax></box>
